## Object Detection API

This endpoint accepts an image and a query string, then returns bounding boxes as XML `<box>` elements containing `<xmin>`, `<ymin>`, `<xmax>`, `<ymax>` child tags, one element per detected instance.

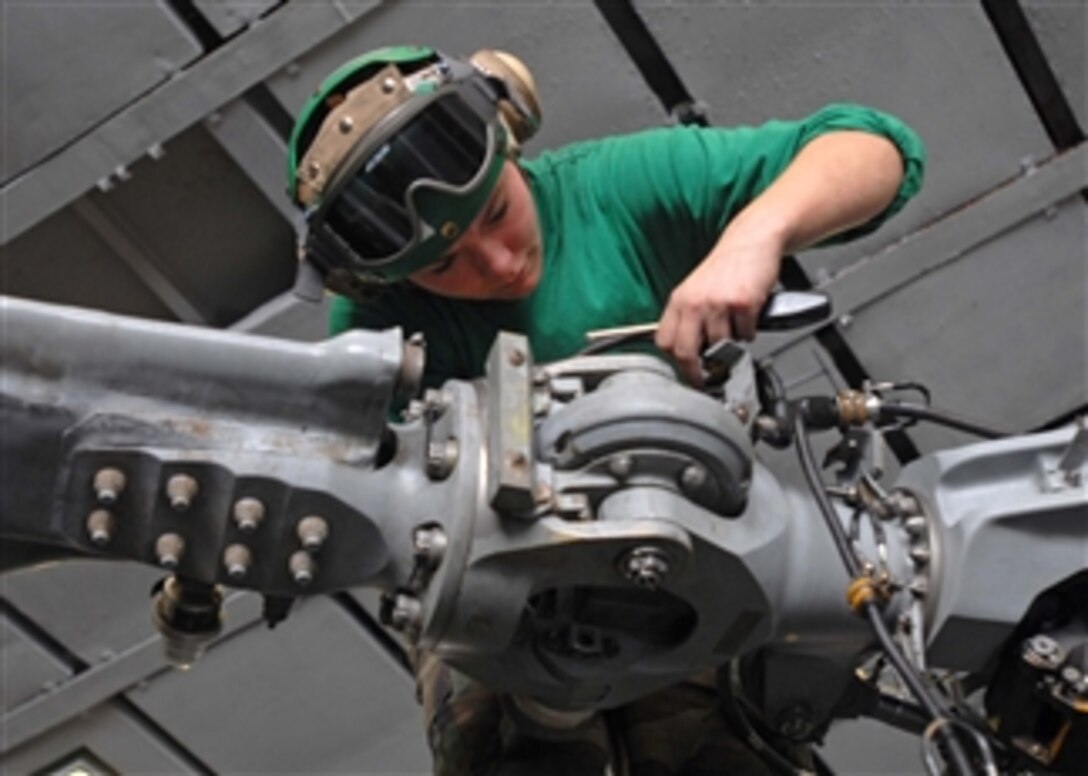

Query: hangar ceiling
<box><xmin>2</xmin><ymin>1</ymin><xmax>1084</xmax><ymax>773</ymax></box>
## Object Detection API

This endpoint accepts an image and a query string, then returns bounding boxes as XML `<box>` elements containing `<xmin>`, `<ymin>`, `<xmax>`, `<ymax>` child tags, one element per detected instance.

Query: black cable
<box><xmin>879</xmin><ymin>402</ymin><xmax>1010</xmax><ymax>440</ymax></box>
<box><xmin>792</xmin><ymin>413</ymin><xmax>975</xmax><ymax>775</ymax></box>
<box><xmin>792</xmin><ymin>411</ymin><xmax>861</xmax><ymax>578</ymax></box>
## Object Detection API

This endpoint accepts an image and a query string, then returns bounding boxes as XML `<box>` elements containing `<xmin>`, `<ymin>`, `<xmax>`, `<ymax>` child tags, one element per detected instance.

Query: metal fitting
<box><xmin>776</xmin><ymin>704</ymin><xmax>815</xmax><ymax>741</ymax></box>
<box><xmin>608</xmin><ymin>454</ymin><xmax>633</xmax><ymax>480</ymax></box>
<box><xmin>390</xmin><ymin>593</ymin><xmax>423</xmax><ymax>633</ymax></box>
<box><xmin>289</xmin><ymin>551</ymin><xmax>315</xmax><ymax>587</ymax></box>
<box><xmin>155</xmin><ymin>533</ymin><xmax>185</xmax><ymax>569</ymax></box>
<box><xmin>223</xmin><ymin>544</ymin><xmax>252</xmax><ymax>581</ymax></box>
<box><xmin>412</xmin><ymin>525</ymin><xmax>448</xmax><ymax>570</ymax></box>
<box><xmin>232</xmin><ymin>498</ymin><xmax>266</xmax><ymax>533</ymax></box>
<box><xmin>92</xmin><ymin>467</ymin><xmax>126</xmax><ymax>505</ymax></box>
<box><xmin>1022</xmin><ymin>634</ymin><xmax>1065</xmax><ymax>670</ymax></box>
<box><xmin>679</xmin><ymin>463</ymin><xmax>708</xmax><ymax>494</ymax></box>
<box><xmin>152</xmin><ymin>576</ymin><xmax>223</xmax><ymax>669</ymax></box>
<box><xmin>422</xmin><ymin>388</ymin><xmax>451</xmax><ymax>418</ymax></box>
<box><xmin>396</xmin><ymin>332</ymin><xmax>426</xmax><ymax>401</ymax></box>
<box><xmin>908</xmin><ymin>546</ymin><xmax>930</xmax><ymax>567</ymax></box>
<box><xmin>165</xmin><ymin>474</ymin><xmax>199</xmax><ymax>512</ymax></box>
<box><xmin>904</xmin><ymin>515</ymin><xmax>927</xmax><ymax>537</ymax></box>
<box><xmin>86</xmin><ymin>509</ymin><xmax>115</xmax><ymax>546</ymax></box>
<box><xmin>836</xmin><ymin>390</ymin><xmax>871</xmax><ymax>426</ymax></box>
<box><xmin>297</xmin><ymin>516</ymin><xmax>329</xmax><ymax>552</ymax></box>
<box><xmin>338</xmin><ymin>116</ymin><xmax>354</xmax><ymax>134</ymax></box>
<box><xmin>621</xmin><ymin>547</ymin><xmax>670</xmax><ymax>590</ymax></box>
<box><xmin>426</xmin><ymin>438</ymin><xmax>459</xmax><ymax>480</ymax></box>
<box><xmin>507</xmin><ymin>347</ymin><xmax>526</xmax><ymax>367</ymax></box>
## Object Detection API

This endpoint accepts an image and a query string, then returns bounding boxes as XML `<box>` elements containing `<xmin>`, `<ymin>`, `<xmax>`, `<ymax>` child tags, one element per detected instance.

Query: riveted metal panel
<box><xmin>842</xmin><ymin>197</ymin><xmax>1086</xmax><ymax>455</ymax></box>
<box><xmin>193</xmin><ymin>0</ymin><xmax>280</xmax><ymax>38</ymax></box>
<box><xmin>637</xmin><ymin>2</ymin><xmax>1054</xmax><ymax>280</ymax></box>
<box><xmin>2</xmin><ymin>562</ymin><xmax>166</xmax><ymax>666</ymax></box>
<box><xmin>1</xmin><ymin>207</ymin><xmax>175</xmax><ymax>321</ymax></box>
<box><xmin>1</xmin><ymin>702</ymin><xmax>199</xmax><ymax>775</ymax></box>
<box><xmin>3</xmin><ymin>1</ymin><xmax>202</xmax><ymax>183</ymax></box>
<box><xmin>266</xmin><ymin>0</ymin><xmax>663</xmax><ymax>154</ymax></box>
<box><xmin>128</xmin><ymin>595</ymin><xmax>429</xmax><ymax>773</ymax></box>
<box><xmin>0</xmin><ymin>614</ymin><xmax>71</xmax><ymax>713</ymax></box>
<box><xmin>1024</xmin><ymin>0</ymin><xmax>1087</xmax><ymax>129</ymax></box>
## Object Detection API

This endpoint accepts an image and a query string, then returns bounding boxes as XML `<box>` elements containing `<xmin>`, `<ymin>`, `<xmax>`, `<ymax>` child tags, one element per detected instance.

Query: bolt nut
<box><xmin>426</xmin><ymin>438</ymin><xmax>459</xmax><ymax>480</ymax></box>
<box><xmin>679</xmin><ymin>463</ymin><xmax>708</xmax><ymax>493</ymax></box>
<box><xmin>1023</xmin><ymin>635</ymin><xmax>1065</xmax><ymax>669</ymax></box>
<box><xmin>155</xmin><ymin>533</ymin><xmax>185</xmax><ymax>569</ymax></box>
<box><xmin>390</xmin><ymin>593</ymin><xmax>423</xmax><ymax>632</ymax></box>
<box><xmin>297</xmin><ymin>516</ymin><xmax>329</xmax><ymax>552</ymax></box>
<box><xmin>165</xmin><ymin>474</ymin><xmax>198</xmax><ymax>512</ymax></box>
<box><xmin>412</xmin><ymin>525</ymin><xmax>448</xmax><ymax>569</ymax></box>
<box><xmin>289</xmin><ymin>550</ymin><xmax>315</xmax><ymax>587</ymax></box>
<box><xmin>86</xmin><ymin>509</ymin><xmax>115</xmax><ymax>546</ymax></box>
<box><xmin>223</xmin><ymin>544</ymin><xmax>252</xmax><ymax>580</ymax></box>
<box><xmin>608</xmin><ymin>454</ymin><xmax>633</xmax><ymax>480</ymax></box>
<box><xmin>909</xmin><ymin>546</ymin><xmax>930</xmax><ymax>566</ymax></box>
<box><xmin>93</xmin><ymin>467</ymin><xmax>126</xmax><ymax>505</ymax></box>
<box><xmin>232</xmin><ymin>498</ymin><xmax>266</xmax><ymax>533</ymax></box>
<box><xmin>621</xmin><ymin>547</ymin><xmax>670</xmax><ymax>590</ymax></box>
<box><xmin>904</xmin><ymin>515</ymin><xmax>927</xmax><ymax>537</ymax></box>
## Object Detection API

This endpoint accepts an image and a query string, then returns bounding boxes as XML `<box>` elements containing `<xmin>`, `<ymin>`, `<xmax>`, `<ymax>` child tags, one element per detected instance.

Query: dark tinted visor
<box><xmin>321</xmin><ymin>92</ymin><xmax>492</xmax><ymax>264</ymax></box>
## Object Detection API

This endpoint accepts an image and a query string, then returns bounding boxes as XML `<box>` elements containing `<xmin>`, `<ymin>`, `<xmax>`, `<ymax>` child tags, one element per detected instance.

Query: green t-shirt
<box><xmin>329</xmin><ymin>103</ymin><xmax>925</xmax><ymax>389</ymax></box>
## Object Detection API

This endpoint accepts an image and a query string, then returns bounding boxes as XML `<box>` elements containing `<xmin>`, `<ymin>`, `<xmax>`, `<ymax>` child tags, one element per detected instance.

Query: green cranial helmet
<box><xmin>287</xmin><ymin>45</ymin><xmax>541</xmax><ymax>300</ymax></box>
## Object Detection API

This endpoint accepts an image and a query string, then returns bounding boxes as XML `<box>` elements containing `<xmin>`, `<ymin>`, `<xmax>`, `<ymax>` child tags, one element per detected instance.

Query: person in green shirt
<box><xmin>288</xmin><ymin>45</ymin><xmax>925</xmax><ymax>774</ymax></box>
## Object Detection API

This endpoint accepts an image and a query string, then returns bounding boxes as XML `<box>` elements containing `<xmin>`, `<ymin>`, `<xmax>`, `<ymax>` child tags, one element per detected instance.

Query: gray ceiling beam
<box><xmin>0</xmin><ymin>0</ymin><xmax>377</xmax><ymax>246</ymax></box>
<box><xmin>758</xmin><ymin>144</ymin><xmax>1088</xmax><ymax>359</ymax></box>
<box><xmin>204</xmin><ymin>99</ymin><xmax>296</xmax><ymax>225</ymax></box>
<box><xmin>0</xmin><ymin>593</ymin><xmax>262</xmax><ymax>755</ymax></box>
<box><xmin>72</xmin><ymin>198</ymin><xmax>209</xmax><ymax>325</ymax></box>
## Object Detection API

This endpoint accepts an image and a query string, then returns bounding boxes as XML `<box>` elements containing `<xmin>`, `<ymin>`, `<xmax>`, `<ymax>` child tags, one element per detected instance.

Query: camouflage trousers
<box><xmin>412</xmin><ymin>651</ymin><xmax>812</xmax><ymax>776</ymax></box>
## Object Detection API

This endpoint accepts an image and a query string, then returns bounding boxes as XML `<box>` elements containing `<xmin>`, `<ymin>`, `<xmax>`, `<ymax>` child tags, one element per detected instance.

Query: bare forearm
<box><xmin>724</xmin><ymin>130</ymin><xmax>905</xmax><ymax>254</ymax></box>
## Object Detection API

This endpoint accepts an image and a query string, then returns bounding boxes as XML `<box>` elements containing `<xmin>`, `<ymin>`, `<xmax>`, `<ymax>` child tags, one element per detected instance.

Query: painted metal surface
<box><xmin>1023</xmin><ymin>0</ymin><xmax>1087</xmax><ymax>130</ymax></box>
<box><xmin>3</xmin><ymin>1</ymin><xmax>202</xmax><ymax>183</ymax></box>
<box><xmin>194</xmin><ymin>0</ymin><xmax>280</xmax><ymax>38</ymax></box>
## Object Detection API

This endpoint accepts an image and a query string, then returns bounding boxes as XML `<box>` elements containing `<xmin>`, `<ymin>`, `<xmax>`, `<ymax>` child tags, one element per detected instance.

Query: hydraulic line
<box><xmin>792</xmin><ymin>411</ymin><xmax>975</xmax><ymax>776</ymax></box>
<box><xmin>879</xmin><ymin>403</ymin><xmax>1010</xmax><ymax>440</ymax></box>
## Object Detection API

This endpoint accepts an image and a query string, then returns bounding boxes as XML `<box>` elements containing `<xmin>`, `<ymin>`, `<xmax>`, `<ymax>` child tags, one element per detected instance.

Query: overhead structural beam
<box><xmin>0</xmin><ymin>593</ymin><xmax>263</xmax><ymax>755</ymax></box>
<box><xmin>73</xmin><ymin>198</ymin><xmax>208</xmax><ymax>325</ymax></box>
<box><xmin>0</xmin><ymin>0</ymin><xmax>378</xmax><ymax>246</ymax></box>
<box><xmin>758</xmin><ymin>144</ymin><xmax>1088</xmax><ymax>360</ymax></box>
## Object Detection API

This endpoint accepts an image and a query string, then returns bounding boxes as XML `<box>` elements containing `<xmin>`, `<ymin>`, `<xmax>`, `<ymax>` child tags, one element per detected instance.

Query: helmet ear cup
<box><xmin>470</xmin><ymin>50</ymin><xmax>541</xmax><ymax>149</ymax></box>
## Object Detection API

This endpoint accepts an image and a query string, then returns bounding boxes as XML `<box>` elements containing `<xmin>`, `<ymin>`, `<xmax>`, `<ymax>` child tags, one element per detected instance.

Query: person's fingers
<box><xmin>672</xmin><ymin>311</ymin><xmax>706</xmax><ymax>386</ymax></box>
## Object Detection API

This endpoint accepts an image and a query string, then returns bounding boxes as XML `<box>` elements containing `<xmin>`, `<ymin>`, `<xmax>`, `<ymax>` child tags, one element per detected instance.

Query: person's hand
<box><xmin>655</xmin><ymin>224</ymin><xmax>784</xmax><ymax>385</ymax></box>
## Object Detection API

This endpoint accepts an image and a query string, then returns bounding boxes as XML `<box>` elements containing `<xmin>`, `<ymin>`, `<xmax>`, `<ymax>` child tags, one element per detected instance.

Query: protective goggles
<box><xmin>299</xmin><ymin>68</ymin><xmax>507</xmax><ymax>286</ymax></box>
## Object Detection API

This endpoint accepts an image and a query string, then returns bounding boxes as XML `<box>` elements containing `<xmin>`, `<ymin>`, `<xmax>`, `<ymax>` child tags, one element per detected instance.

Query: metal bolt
<box><xmin>904</xmin><ymin>515</ymin><xmax>927</xmax><ymax>537</ymax></box>
<box><xmin>908</xmin><ymin>577</ymin><xmax>929</xmax><ymax>596</ymax></box>
<box><xmin>423</xmin><ymin>388</ymin><xmax>451</xmax><ymax>417</ymax></box>
<box><xmin>232</xmin><ymin>498</ymin><xmax>266</xmax><ymax>533</ymax></box>
<box><xmin>1023</xmin><ymin>635</ymin><xmax>1065</xmax><ymax>669</ymax></box>
<box><xmin>621</xmin><ymin>547</ymin><xmax>670</xmax><ymax>590</ymax></box>
<box><xmin>777</xmin><ymin>704</ymin><xmax>814</xmax><ymax>740</ymax></box>
<box><xmin>93</xmin><ymin>467</ymin><xmax>126</xmax><ymax>505</ymax></box>
<box><xmin>731</xmin><ymin>404</ymin><xmax>751</xmax><ymax>424</ymax></box>
<box><xmin>507</xmin><ymin>347</ymin><xmax>526</xmax><ymax>367</ymax></box>
<box><xmin>307</xmin><ymin>160</ymin><xmax>321</xmax><ymax>179</ymax></box>
<box><xmin>155</xmin><ymin>533</ymin><xmax>185</xmax><ymax>569</ymax></box>
<box><xmin>223</xmin><ymin>544</ymin><xmax>252</xmax><ymax>580</ymax></box>
<box><xmin>297</xmin><ymin>516</ymin><xmax>329</xmax><ymax>552</ymax></box>
<box><xmin>165</xmin><ymin>474</ymin><xmax>198</xmax><ymax>512</ymax></box>
<box><xmin>426</xmin><ymin>438</ymin><xmax>460</xmax><ymax>479</ymax></box>
<box><xmin>289</xmin><ymin>550</ymin><xmax>315</xmax><ymax>587</ymax></box>
<box><xmin>909</xmin><ymin>546</ymin><xmax>930</xmax><ymax>566</ymax></box>
<box><xmin>412</xmin><ymin>525</ymin><xmax>448</xmax><ymax>569</ymax></box>
<box><xmin>679</xmin><ymin>463</ymin><xmax>708</xmax><ymax>493</ymax></box>
<box><xmin>338</xmin><ymin>115</ymin><xmax>354</xmax><ymax>133</ymax></box>
<box><xmin>86</xmin><ymin>509</ymin><xmax>115</xmax><ymax>546</ymax></box>
<box><xmin>390</xmin><ymin>593</ymin><xmax>423</xmax><ymax>632</ymax></box>
<box><xmin>381</xmin><ymin>76</ymin><xmax>397</xmax><ymax>94</ymax></box>
<box><xmin>608</xmin><ymin>454</ymin><xmax>633</xmax><ymax>480</ymax></box>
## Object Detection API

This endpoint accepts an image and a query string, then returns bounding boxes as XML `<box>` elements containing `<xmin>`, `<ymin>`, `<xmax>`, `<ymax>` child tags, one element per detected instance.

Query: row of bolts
<box><xmin>85</xmin><ymin>467</ymin><xmax>328</xmax><ymax>587</ymax></box>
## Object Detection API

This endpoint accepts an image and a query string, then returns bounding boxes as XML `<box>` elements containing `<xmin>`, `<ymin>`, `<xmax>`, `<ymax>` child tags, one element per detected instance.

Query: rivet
<box><xmin>289</xmin><ymin>551</ymin><xmax>315</xmax><ymax>586</ymax></box>
<box><xmin>440</xmin><ymin>221</ymin><xmax>460</xmax><ymax>240</ymax></box>
<box><xmin>223</xmin><ymin>544</ymin><xmax>252</xmax><ymax>580</ymax></box>
<box><xmin>232</xmin><ymin>498</ymin><xmax>266</xmax><ymax>533</ymax></box>
<box><xmin>165</xmin><ymin>474</ymin><xmax>198</xmax><ymax>512</ymax></box>
<box><xmin>156</xmin><ymin>533</ymin><xmax>185</xmax><ymax>569</ymax></box>
<box><xmin>93</xmin><ymin>468</ymin><xmax>126</xmax><ymax>505</ymax></box>
<box><xmin>381</xmin><ymin>76</ymin><xmax>397</xmax><ymax>94</ymax></box>
<box><xmin>86</xmin><ymin>509</ymin><xmax>115</xmax><ymax>546</ymax></box>
<box><xmin>507</xmin><ymin>348</ymin><xmax>526</xmax><ymax>367</ymax></box>
<box><xmin>297</xmin><ymin>516</ymin><xmax>329</xmax><ymax>552</ymax></box>
<box><xmin>338</xmin><ymin>115</ymin><xmax>354</xmax><ymax>134</ymax></box>
<box><xmin>307</xmin><ymin>161</ymin><xmax>321</xmax><ymax>179</ymax></box>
